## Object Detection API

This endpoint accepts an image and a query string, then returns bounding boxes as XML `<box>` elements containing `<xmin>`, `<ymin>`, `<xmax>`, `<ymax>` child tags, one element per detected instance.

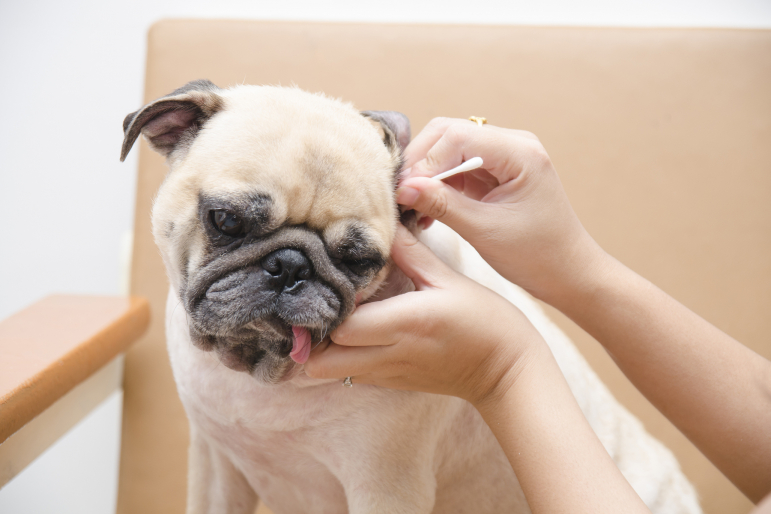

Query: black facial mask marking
<box><xmin>328</xmin><ymin>225</ymin><xmax>386</xmax><ymax>282</ymax></box>
<box><xmin>199</xmin><ymin>193</ymin><xmax>274</xmax><ymax>251</ymax></box>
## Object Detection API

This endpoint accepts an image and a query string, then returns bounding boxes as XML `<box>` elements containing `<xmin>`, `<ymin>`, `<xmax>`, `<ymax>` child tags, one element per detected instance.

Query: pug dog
<box><xmin>121</xmin><ymin>80</ymin><xmax>702</xmax><ymax>514</ymax></box>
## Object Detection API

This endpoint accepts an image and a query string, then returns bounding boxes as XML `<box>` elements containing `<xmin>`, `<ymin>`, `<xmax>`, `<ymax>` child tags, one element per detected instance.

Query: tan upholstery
<box><xmin>119</xmin><ymin>20</ymin><xmax>770</xmax><ymax>514</ymax></box>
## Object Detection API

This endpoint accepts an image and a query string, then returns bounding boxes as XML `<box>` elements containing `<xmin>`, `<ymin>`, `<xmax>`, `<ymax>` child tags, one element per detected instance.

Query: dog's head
<box><xmin>122</xmin><ymin>80</ymin><xmax>411</xmax><ymax>383</ymax></box>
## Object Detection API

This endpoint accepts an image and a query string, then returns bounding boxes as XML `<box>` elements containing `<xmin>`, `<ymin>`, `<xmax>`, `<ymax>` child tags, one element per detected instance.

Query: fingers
<box><xmin>401</xmin><ymin>117</ymin><xmax>539</xmax><ymax>178</ymax></box>
<box><xmin>413</xmin><ymin>124</ymin><xmax>537</xmax><ymax>185</ymax></box>
<box><xmin>305</xmin><ymin>228</ymin><xmax>460</xmax><ymax>378</ymax></box>
<box><xmin>331</xmin><ymin>293</ymin><xmax>424</xmax><ymax>347</ymax></box>
<box><xmin>307</xmin><ymin>307</ymin><xmax>434</xmax><ymax>380</ymax></box>
<box><xmin>402</xmin><ymin>117</ymin><xmax>537</xmax><ymax>170</ymax></box>
<box><xmin>402</xmin><ymin>117</ymin><xmax>462</xmax><ymax>170</ymax></box>
<box><xmin>389</xmin><ymin>225</ymin><xmax>454</xmax><ymax>289</ymax></box>
<box><xmin>396</xmin><ymin>176</ymin><xmax>487</xmax><ymax>236</ymax></box>
<box><xmin>305</xmin><ymin>343</ymin><xmax>389</xmax><ymax>379</ymax></box>
<box><xmin>397</xmin><ymin>119</ymin><xmax>551</xmax><ymax>239</ymax></box>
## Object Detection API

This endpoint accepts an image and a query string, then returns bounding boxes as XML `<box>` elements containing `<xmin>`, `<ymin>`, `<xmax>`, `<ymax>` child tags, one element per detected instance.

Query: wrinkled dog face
<box><xmin>122</xmin><ymin>81</ymin><xmax>410</xmax><ymax>383</ymax></box>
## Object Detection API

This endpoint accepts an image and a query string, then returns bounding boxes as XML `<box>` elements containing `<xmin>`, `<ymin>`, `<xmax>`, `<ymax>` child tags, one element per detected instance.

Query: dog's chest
<box><xmin>165</xmin><ymin>291</ymin><xmax>456</xmax><ymax>500</ymax></box>
<box><xmin>167</xmin><ymin>292</ymin><xmax>375</xmax><ymax>431</ymax></box>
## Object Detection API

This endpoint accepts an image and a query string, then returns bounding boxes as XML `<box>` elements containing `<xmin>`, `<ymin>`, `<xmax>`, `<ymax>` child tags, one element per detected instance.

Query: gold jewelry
<box><xmin>468</xmin><ymin>116</ymin><xmax>487</xmax><ymax>127</ymax></box>
<box><xmin>343</xmin><ymin>376</ymin><xmax>353</xmax><ymax>387</ymax></box>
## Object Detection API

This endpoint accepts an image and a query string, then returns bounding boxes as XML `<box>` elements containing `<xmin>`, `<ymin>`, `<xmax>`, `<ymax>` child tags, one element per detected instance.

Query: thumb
<box><xmin>390</xmin><ymin>225</ymin><xmax>455</xmax><ymax>290</ymax></box>
<box><xmin>397</xmin><ymin>176</ymin><xmax>485</xmax><ymax>237</ymax></box>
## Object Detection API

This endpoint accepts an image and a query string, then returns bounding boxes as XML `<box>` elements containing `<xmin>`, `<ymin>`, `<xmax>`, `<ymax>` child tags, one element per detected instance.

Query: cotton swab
<box><xmin>431</xmin><ymin>157</ymin><xmax>484</xmax><ymax>181</ymax></box>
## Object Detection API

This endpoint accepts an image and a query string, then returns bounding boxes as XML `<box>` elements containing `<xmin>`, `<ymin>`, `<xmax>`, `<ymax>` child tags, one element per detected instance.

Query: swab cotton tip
<box><xmin>432</xmin><ymin>157</ymin><xmax>484</xmax><ymax>181</ymax></box>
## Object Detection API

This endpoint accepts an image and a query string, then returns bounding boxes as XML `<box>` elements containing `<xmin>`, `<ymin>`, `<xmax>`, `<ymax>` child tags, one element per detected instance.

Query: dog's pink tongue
<box><xmin>290</xmin><ymin>326</ymin><xmax>312</xmax><ymax>364</ymax></box>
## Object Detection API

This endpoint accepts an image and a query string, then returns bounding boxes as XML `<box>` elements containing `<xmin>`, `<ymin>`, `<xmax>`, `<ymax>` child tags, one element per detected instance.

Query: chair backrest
<box><xmin>120</xmin><ymin>20</ymin><xmax>771</xmax><ymax>514</ymax></box>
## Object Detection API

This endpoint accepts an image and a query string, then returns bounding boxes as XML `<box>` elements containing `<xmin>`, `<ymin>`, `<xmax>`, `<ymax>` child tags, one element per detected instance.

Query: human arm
<box><xmin>397</xmin><ymin>117</ymin><xmax>771</xmax><ymax>502</ymax></box>
<box><xmin>549</xmin><ymin>252</ymin><xmax>771</xmax><ymax>503</ymax></box>
<box><xmin>305</xmin><ymin>227</ymin><xmax>652</xmax><ymax>514</ymax></box>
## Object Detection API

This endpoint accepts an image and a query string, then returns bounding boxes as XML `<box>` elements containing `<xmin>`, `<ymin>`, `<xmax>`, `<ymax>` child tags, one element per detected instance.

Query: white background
<box><xmin>1</xmin><ymin>1</ymin><xmax>770</xmax><ymax>513</ymax></box>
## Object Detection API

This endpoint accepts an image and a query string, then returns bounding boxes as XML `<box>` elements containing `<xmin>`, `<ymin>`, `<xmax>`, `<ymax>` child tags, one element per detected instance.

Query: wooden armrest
<box><xmin>0</xmin><ymin>295</ymin><xmax>150</xmax><ymax>444</ymax></box>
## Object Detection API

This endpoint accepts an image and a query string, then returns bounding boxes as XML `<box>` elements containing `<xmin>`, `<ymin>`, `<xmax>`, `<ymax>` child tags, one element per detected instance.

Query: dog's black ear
<box><xmin>361</xmin><ymin>111</ymin><xmax>411</xmax><ymax>155</ymax></box>
<box><xmin>120</xmin><ymin>79</ymin><xmax>223</xmax><ymax>162</ymax></box>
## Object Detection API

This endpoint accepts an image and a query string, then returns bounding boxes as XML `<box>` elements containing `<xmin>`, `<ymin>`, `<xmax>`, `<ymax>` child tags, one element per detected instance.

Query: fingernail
<box><xmin>396</xmin><ymin>186</ymin><xmax>419</xmax><ymax>207</ymax></box>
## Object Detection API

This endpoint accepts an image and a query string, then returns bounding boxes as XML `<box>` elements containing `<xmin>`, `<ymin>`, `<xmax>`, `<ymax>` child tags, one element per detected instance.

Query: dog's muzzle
<box><xmin>181</xmin><ymin>227</ymin><xmax>357</xmax><ymax>376</ymax></box>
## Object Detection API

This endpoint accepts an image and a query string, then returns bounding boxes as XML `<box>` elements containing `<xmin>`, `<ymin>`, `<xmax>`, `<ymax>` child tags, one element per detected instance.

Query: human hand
<box><xmin>304</xmin><ymin>226</ymin><xmax>545</xmax><ymax>407</ymax></box>
<box><xmin>397</xmin><ymin>118</ymin><xmax>607</xmax><ymax>304</ymax></box>
<box><xmin>306</xmin><ymin>227</ymin><xmax>657</xmax><ymax>514</ymax></box>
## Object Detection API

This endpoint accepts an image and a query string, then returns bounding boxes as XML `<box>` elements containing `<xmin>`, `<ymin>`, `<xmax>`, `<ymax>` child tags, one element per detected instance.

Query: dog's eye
<box><xmin>210</xmin><ymin>210</ymin><xmax>245</xmax><ymax>237</ymax></box>
<box><xmin>344</xmin><ymin>258</ymin><xmax>376</xmax><ymax>275</ymax></box>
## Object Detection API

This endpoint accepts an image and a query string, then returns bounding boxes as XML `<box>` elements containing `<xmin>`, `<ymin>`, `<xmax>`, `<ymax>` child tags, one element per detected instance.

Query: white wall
<box><xmin>1</xmin><ymin>1</ymin><xmax>769</xmax><ymax>513</ymax></box>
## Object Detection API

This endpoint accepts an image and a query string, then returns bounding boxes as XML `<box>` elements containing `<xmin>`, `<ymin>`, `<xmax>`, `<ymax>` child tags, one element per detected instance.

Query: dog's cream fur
<box><xmin>122</xmin><ymin>83</ymin><xmax>702</xmax><ymax>513</ymax></box>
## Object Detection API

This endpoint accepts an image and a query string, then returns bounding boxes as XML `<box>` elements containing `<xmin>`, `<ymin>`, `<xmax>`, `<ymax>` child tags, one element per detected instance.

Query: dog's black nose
<box><xmin>261</xmin><ymin>248</ymin><xmax>313</xmax><ymax>292</ymax></box>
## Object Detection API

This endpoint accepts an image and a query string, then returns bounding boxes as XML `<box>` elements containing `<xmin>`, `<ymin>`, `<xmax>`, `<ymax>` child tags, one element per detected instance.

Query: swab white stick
<box><xmin>431</xmin><ymin>157</ymin><xmax>484</xmax><ymax>181</ymax></box>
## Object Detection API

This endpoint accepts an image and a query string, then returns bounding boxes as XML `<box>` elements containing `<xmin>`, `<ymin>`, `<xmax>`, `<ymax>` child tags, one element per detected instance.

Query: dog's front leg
<box><xmin>187</xmin><ymin>427</ymin><xmax>258</xmax><ymax>514</ymax></box>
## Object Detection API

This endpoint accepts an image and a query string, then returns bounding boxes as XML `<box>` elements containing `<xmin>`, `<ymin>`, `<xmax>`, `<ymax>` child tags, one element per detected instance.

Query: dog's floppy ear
<box><xmin>361</xmin><ymin>111</ymin><xmax>411</xmax><ymax>155</ymax></box>
<box><xmin>120</xmin><ymin>79</ymin><xmax>223</xmax><ymax>162</ymax></box>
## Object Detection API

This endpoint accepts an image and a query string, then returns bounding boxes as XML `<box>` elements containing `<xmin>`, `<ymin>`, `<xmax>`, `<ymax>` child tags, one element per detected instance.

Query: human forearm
<box><xmin>548</xmin><ymin>250</ymin><xmax>771</xmax><ymax>502</ymax></box>
<box><xmin>476</xmin><ymin>341</ymin><xmax>651</xmax><ymax>514</ymax></box>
